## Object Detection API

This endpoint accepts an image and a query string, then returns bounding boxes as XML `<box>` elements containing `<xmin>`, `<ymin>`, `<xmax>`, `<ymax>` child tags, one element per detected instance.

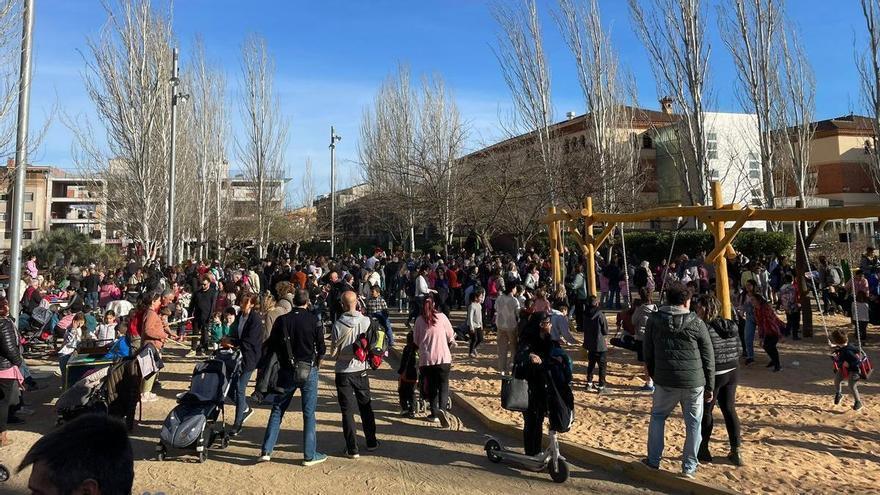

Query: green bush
<box><xmin>621</xmin><ymin>229</ymin><xmax>793</xmax><ymax>265</ymax></box>
<box><xmin>23</xmin><ymin>229</ymin><xmax>122</xmax><ymax>271</ymax></box>
<box><xmin>731</xmin><ymin>231</ymin><xmax>794</xmax><ymax>260</ymax></box>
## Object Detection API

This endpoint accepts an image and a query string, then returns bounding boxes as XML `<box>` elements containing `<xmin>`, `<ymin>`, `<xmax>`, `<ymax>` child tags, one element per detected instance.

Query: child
<box><xmin>83</xmin><ymin>305</ymin><xmax>99</xmax><ymax>337</ymax></box>
<box><xmin>467</xmin><ymin>289</ymin><xmax>485</xmax><ymax>357</ymax></box>
<box><xmin>583</xmin><ymin>296</ymin><xmax>609</xmax><ymax>393</ymax></box>
<box><xmin>529</xmin><ymin>288</ymin><xmax>551</xmax><ymax>315</ymax></box>
<box><xmin>779</xmin><ymin>275</ymin><xmax>801</xmax><ymax>340</ymax></box>
<box><xmin>92</xmin><ymin>310</ymin><xmax>118</xmax><ymax>343</ymax></box>
<box><xmin>853</xmin><ymin>292</ymin><xmax>870</xmax><ymax>342</ymax></box>
<box><xmin>753</xmin><ymin>294</ymin><xmax>784</xmax><ymax>372</ymax></box>
<box><xmin>366</xmin><ymin>285</ymin><xmax>393</xmax><ymax>345</ymax></box>
<box><xmin>210</xmin><ymin>308</ymin><xmax>236</xmax><ymax>349</ymax></box>
<box><xmin>830</xmin><ymin>329</ymin><xmax>864</xmax><ymax>411</ymax></box>
<box><xmin>59</xmin><ymin>312</ymin><xmax>86</xmax><ymax>374</ymax></box>
<box><xmin>397</xmin><ymin>331</ymin><xmax>419</xmax><ymax>417</ymax></box>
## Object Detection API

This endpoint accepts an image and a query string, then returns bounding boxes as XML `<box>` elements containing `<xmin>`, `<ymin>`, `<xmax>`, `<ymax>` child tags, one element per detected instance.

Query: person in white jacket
<box><xmin>467</xmin><ymin>289</ymin><xmax>485</xmax><ymax>358</ymax></box>
<box><xmin>494</xmin><ymin>284</ymin><xmax>520</xmax><ymax>374</ymax></box>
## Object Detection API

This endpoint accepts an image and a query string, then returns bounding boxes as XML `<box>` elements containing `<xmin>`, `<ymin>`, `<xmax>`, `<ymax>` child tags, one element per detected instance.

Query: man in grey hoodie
<box><xmin>332</xmin><ymin>291</ymin><xmax>379</xmax><ymax>458</ymax></box>
<box><xmin>643</xmin><ymin>282</ymin><xmax>715</xmax><ymax>478</ymax></box>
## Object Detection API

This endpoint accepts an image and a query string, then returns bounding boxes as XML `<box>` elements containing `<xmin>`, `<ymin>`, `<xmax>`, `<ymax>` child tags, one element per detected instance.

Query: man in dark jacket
<box><xmin>258</xmin><ymin>289</ymin><xmax>327</xmax><ymax>467</ymax></box>
<box><xmin>187</xmin><ymin>276</ymin><xmax>217</xmax><ymax>357</ymax></box>
<box><xmin>582</xmin><ymin>296</ymin><xmax>608</xmax><ymax>393</ymax></box>
<box><xmin>229</xmin><ymin>293</ymin><xmax>263</xmax><ymax>436</ymax></box>
<box><xmin>643</xmin><ymin>282</ymin><xmax>715</xmax><ymax>478</ymax></box>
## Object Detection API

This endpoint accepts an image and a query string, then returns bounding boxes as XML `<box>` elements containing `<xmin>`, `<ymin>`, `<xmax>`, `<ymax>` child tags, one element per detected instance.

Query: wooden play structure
<box><xmin>545</xmin><ymin>181</ymin><xmax>880</xmax><ymax>327</ymax></box>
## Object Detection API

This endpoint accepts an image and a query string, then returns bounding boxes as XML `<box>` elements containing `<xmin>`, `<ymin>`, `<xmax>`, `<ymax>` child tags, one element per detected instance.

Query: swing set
<box><xmin>545</xmin><ymin>180</ymin><xmax>880</xmax><ymax>349</ymax></box>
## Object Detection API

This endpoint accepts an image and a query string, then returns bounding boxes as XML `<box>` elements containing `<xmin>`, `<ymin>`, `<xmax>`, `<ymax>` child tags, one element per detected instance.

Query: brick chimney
<box><xmin>659</xmin><ymin>97</ymin><xmax>674</xmax><ymax>115</ymax></box>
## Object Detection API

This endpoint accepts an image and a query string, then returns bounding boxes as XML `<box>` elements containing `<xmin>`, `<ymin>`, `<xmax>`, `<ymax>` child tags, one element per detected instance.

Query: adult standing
<box><xmin>494</xmin><ymin>284</ymin><xmax>521</xmax><ymax>375</ymax></box>
<box><xmin>229</xmin><ymin>293</ymin><xmax>263</xmax><ymax>436</ymax></box>
<box><xmin>569</xmin><ymin>264</ymin><xmax>588</xmax><ymax>332</ymax></box>
<box><xmin>186</xmin><ymin>276</ymin><xmax>217</xmax><ymax>357</ymax></box>
<box><xmin>695</xmin><ymin>295</ymin><xmax>744</xmax><ymax>467</ymax></box>
<box><xmin>406</xmin><ymin>266</ymin><xmax>434</xmax><ymax>328</ymax></box>
<box><xmin>82</xmin><ymin>268</ymin><xmax>101</xmax><ymax>309</ymax></box>
<box><xmin>413</xmin><ymin>297</ymin><xmax>455</xmax><ymax>426</ymax></box>
<box><xmin>582</xmin><ymin>296</ymin><xmax>609</xmax><ymax>393</ymax></box>
<box><xmin>259</xmin><ymin>289</ymin><xmax>327</xmax><ymax>466</ymax></box>
<box><xmin>140</xmin><ymin>292</ymin><xmax>169</xmax><ymax>403</ymax></box>
<box><xmin>0</xmin><ymin>297</ymin><xmax>22</xmax><ymax>446</ymax></box>
<box><xmin>332</xmin><ymin>291</ymin><xmax>379</xmax><ymax>458</ymax></box>
<box><xmin>643</xmin><ymin>283</ymin><xmax>715</xmax><ymax>478</ymax></box>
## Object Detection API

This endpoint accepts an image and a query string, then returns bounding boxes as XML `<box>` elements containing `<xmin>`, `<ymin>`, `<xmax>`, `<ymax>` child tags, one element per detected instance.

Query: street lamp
<box><xmin>166</xmin><ymin>47</ymin><xmax>188</xmax><ymax>266</ymax></box>
<box><xmin>329</xmin><ymin>126</ymin><xmax>342</xmax><ymax>258</ymax></box>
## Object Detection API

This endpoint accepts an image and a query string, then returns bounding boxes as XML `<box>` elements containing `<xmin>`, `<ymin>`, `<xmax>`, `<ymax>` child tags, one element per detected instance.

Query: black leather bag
<box><xmin>501</xmin><ymin>375</ymin><xmax>529</xmax><ymax>412</ymax></box>
<box><xmin>282</xmin><ymin>327</ymin><xmax>314</xmax><ymax>385</ymax></box>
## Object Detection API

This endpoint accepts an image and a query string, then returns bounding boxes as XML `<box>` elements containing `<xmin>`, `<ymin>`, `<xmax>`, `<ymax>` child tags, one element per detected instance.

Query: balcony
<box><xmin>50</xmin><ymin>182</ymin><xmax>102</xmax><ymax>202</ymax></box>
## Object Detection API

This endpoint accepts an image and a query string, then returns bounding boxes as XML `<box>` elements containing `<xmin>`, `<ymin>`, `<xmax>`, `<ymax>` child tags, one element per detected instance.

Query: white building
<box><xmin>654</xmin><ymin>111</ymin><xmax>765</xmax><ymax>230</ymax></box>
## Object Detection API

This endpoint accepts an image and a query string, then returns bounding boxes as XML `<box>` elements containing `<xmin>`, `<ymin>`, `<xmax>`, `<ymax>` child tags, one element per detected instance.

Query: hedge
<box><xmin>620</xmin><ymin>230</ymin><xmax>794</xmax><ymax>265</ymax></box>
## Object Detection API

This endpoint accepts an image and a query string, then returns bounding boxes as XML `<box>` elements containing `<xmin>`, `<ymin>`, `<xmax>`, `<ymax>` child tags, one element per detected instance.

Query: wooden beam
<box><xmin>585</xmin><ymin>205</ymin><xmax>712</xmax><ymax>223</ymax></box>
<box><xmin>548</xmin><ymin>207</ymin><xmax>561</xmax><ymax>288</ymax></box>
<box><xmin>543</xmin><ymin>212</ymin><xmax>572</xmax><ymax>224</ymax></box>
<box><xmin>701</xmin><ymin>206</ymin><xmax>880</xmax><ymax>223</ymax></box>
<box><xmin>711</xmin><ymin>182</ymin><xmax>733</xmax><ymax>320</ymax></box>
<box><xmin>805</xmin><ymin>219</ymin><xmax>828</xmax><ymax>246</ymax></box>
<box><xmin>707</xmin><ymin>209</ymin><xmax>754</xmax><ymax>262</ymax></box>
<box><xmin>585</xmin><ymin>197</ymin><xmax>597</xmax><ymax>297</ymax></box>
<box><xmin>594</xmin><ymin>222</ymin><xmax>618</xmax><ymax>249</ymax></box>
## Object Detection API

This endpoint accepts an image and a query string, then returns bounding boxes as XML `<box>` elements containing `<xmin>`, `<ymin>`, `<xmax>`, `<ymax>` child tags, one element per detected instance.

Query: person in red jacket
<box><xmin>753</xmin><ymin>294</ymin><xmax>783</xmax><ymax>372</ymax></box>
<box><xmin>448</xmin><ymin>262</ymin><xmax>462</xmax><ymax>310</ymax></box>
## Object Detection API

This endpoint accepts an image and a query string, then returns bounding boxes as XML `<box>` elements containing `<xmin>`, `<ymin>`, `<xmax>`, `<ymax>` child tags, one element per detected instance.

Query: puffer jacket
<box><xmin>582</xmin><ymin>307</ymin><xmax>608</xmax><ymax>353</ymax></box>
<box><xmin>707</xmin><ymin>318</ymin><xmax>740</xmax><ymax>373</ymax></box>
<box><xmin>0</xmin><ymin>316</ymin><xmax>22</xmax><ymax>371</ymax></box>
<box><xmin>643</xmin><ymin>306</ymin><xmax>715</xmax><ymax>390</ymax></box>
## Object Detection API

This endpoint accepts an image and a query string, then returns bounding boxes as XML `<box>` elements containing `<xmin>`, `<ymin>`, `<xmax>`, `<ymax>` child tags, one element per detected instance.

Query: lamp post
<box><xmin>329</xmin><ymin>126</ymin><xmax>341</xmax><ymax>258</ymax></box>
<box><xmin>166</xmin><ymin>47</ymin><xmax>188</xmax><ymax>266</ymax></box>
<box><xmin>8</xmin><ymin>0</ymin><xmax>34</xmax><ymax>318</ymax></box>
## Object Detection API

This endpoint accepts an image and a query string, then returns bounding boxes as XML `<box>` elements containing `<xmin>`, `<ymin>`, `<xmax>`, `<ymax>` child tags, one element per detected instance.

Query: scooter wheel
<box><xmin>549</xmin><ymin>458</ymin><xmax>569</xmax><ymax>483</ymax></box>
<box><xmin>484</xmin><ymin>439</ymin><xmax>502</xmax><ymax>463</ymax></box>
<box><xmin>0</xmin><ymin>464</ymin><xmax>9</xmax><ymax>482</ymax></box>
<box><xmin>220</xmin><ymin>434</ymin><xmax>230</xmax><ymax>449</ymax></box>
<box><xmin>198</xmin><ymin>451</ymin><xmax>207</xmax><ymax>463</ymax></box>
<box><xmin>156</xmin><ymin>452</ymin><xmax>165</xmax><ymax>462</ymax></box>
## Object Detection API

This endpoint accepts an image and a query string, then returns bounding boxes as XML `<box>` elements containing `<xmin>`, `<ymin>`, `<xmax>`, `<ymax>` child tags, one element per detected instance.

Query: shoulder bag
<box><xmin>282</xmin><ymin>325</ymin><xmax>314</xmax><ymax>384</ymax></box>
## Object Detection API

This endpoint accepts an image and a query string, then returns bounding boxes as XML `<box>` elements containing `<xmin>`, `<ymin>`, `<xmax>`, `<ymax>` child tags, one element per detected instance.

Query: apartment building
<box><xmin>0</xmin><ymin>164</ymin><xmax>51</xmax><ymax>251</ymax></box>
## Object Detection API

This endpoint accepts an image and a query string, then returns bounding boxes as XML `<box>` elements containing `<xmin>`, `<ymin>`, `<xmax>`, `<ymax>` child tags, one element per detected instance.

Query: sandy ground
<box><xmin>428</xmin><ymin>309</ymin><xmax>880</xmax><ymax>495</ymax></box>
<box><xmin>0</xmin><ymin>335</ymin><xmax>667</xmax><ymax>494</ymax></box>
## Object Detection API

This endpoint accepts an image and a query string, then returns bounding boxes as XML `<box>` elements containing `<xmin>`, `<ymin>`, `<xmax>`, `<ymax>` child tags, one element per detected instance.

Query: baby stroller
<box><xmin>56</xmin><ymin>366</ymin><xmax>111</xmax><ymax>425</ymax></box>
<box><xmin>156</xmin><ymin>350</ymin><xmax>241</xmax><ymax>463</ymax></box>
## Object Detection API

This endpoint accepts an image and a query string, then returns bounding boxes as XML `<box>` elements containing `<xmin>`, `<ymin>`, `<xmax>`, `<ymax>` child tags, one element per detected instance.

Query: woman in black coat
<box><xmin>229</xmin><ymin>292</ymin><xmax>263</xmax><ymax>435</ymax></box>
<box><xmin>0</xmin><ymin>296</ymin><xmax>23</xmax><ymax>446</ymax></box>
<box><xmin>515</xmin><ymin>312</ymin><xmax>555</xmax><ymax>456</ymax></box>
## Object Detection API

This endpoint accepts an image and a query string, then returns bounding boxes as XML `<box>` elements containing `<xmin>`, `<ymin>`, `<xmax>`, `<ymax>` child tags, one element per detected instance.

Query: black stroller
<box><xmin>156</xmin><ymin>349</ymin><xmax>241</xmax><ymax>463</ymax></box>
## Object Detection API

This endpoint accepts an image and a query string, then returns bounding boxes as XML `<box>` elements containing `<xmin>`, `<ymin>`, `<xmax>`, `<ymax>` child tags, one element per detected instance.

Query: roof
<box><xmin>812</xmin><ymin>114</ymin><xmax>874</xmax><ymax>133</ymax></box>
<box><xmin>461</xmin><ymin>104</ymin><xmax>678</xmax><ymax>160</ymax></box>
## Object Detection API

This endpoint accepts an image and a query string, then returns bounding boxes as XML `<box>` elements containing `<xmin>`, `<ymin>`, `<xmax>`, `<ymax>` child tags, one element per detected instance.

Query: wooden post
<box><xmin>585</xmin><ymin>197</ymin><xmax>597</xmax><ymax>297</ymax></box>
<box><xmin>549</xmin><ymin>206</ymin><xmax>561</xmax><ymax>288</ymax></box>
<box><xmin>711</xmin><ymin>182</ymin><xmax>732</xmax><ymax>319</ymax></box>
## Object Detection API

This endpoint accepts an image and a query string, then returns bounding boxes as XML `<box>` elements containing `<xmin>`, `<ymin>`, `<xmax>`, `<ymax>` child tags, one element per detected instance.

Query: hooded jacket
<box><xmin>582</xmin><ymin>307</ymin><xmax>608</xmax><ymax>353</ymax></box>
<box><xmin>706</xmin><ymin>318</ymin><xmax>740</xmax><ymax>373</ymax></box>
<box><xmin>332</xmin><ymin>311</ymin><xmax>371</xmax><ymax>373</ymax></box>
<box><xmin>643</xmin><ymin>306</ymin><xmax>714</xmax><ymax>390</ymax></box>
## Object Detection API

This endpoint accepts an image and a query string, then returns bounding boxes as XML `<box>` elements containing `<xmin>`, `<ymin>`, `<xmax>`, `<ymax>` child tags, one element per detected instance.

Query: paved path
<box><xmin>1</xmin><ymin>328</ymin><xmax>670</xmax><ymax>494</ymax></box>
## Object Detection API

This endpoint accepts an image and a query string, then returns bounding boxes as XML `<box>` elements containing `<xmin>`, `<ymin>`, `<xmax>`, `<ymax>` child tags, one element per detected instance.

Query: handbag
<box><xmin>501</xmin><ymin>374</ymin><xmax>529</xmax><ymax>412</ymax></box>
<box><xmin>282</xmin><ymin>325</ymin><xmax>314</xmax><ymax>384</ymax></box>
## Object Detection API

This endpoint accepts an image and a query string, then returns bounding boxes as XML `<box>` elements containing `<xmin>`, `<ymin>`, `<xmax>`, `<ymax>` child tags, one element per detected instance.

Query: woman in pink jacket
<box><xmin>414</xmin><ymin>297</ymin><xmax>455</xmax><ymax>427</ymax></box>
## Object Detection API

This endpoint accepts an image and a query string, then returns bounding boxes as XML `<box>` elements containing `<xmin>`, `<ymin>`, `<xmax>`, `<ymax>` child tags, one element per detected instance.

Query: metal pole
<box><xmin>8</xmin><ymin>0</ymin><xmax>34</xmax><ymax>318</ymax></box>
<box><xmin>166</xmin><ymin>48</ymin><xmax>180</xmax><ymax>267</ymax></box>
<box><xmin>329</xmin><ymin>126</ymin><xmax>341</xmax><ymax>259</ymax></box>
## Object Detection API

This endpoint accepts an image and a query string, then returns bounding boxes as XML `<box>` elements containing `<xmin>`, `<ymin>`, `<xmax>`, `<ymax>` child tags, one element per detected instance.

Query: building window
<box><xmin>642</xmin><ymin>134</ymin><xmax>653</xmax><ymax>149</ymax></box>
<box><xmin>23</xmin><ymin>212</ymin><xmax>32</xmax><ymax>222</ymax></box>
<box><xmin>22</xmin><ymin>231</ymin><xmax>32</xmax><ymax>240</ymax></box>
<box><xmin>708</xmin><ymin>168</ymin><xmax>720</xmax><ymax>180</ymax></box>
<box><xmin>751</xmin><ymin>188</ymin><xmax>763</xmax><ymax>198</ymax></box>
<box><xmin>707</xmin><ymin>132</ymin><xmax>718</xmax><ymax>160</ymax></box>
<box><xmin>0</xmin><ymin>212</ymin><xmax>5</xmax><ymax>221</ymax></box>
<box><xmin>749</xmin><ymin>170</ymin><xmax>760</xmax><ymax>179</ymax></box>
<box><xmin>0</xmin><ymin>194</ymin><xmax>6</xmax><ymax>201</ymax></box>
<box><xmin>24</xmin><ymin>192</ymin><xmax>33</xmax><ymax>202</ymax></box>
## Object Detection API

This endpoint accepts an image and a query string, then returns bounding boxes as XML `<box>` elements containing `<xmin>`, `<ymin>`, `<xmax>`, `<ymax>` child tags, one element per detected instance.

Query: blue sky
<box><xmin>28</xmin><ymin>0</ymin><xmax>869</xmax><ymax>201</ymax></box>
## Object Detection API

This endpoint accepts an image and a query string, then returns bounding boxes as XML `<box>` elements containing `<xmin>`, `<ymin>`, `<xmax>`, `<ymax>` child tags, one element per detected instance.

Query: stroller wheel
<box><xmin>156</xmin><ymin>452</ymin><xmax>165</xmax><ymax>462</ymax></box>
<box><xmin>198</xmin><ymin>451</ymin><xmax>207</xmax><ymax>463</ymax></box>
<box><xmin>0</xmin><ymin>464</ymin><xmax>9</xmax><ymax>482</ymax></box>
<box><xmin>484</xmin><ymin>439</ymin><xmax>502</xmax><ymax>463</ymax></box>
<box><xmin>446</xmin><ymin>397</ymin><xmax>453</xmax><ymax>411</ymax></box>
<box><xmin>220</xmin><ymin>434</ymin><xmax>230</xmax><ymax>449</ymax></box>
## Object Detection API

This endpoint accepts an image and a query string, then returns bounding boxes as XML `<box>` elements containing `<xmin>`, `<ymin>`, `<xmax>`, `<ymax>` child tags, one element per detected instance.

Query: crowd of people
<box><xmin>0</xmin><ymin>241</ymin><xmax>871</xmax><ymax>482</ymax></box>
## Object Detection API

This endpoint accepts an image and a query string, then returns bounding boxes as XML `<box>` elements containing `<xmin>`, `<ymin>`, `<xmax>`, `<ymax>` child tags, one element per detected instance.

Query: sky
<box><xmin>27</xmin><ymin>0</ymin><xmax>872</xmax><ymax>203</ymax></box>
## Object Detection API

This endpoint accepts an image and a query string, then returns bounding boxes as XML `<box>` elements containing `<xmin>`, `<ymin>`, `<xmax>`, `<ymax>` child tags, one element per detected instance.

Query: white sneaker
<box><xmin>184</xmin><ymin>350</ymin><xmax>196</xmax><ymax>358</ymax></box>
<box><xmin>259</xmin><ymin>454</ymin><xmax>271</xmax><ymax>462</ymax></box>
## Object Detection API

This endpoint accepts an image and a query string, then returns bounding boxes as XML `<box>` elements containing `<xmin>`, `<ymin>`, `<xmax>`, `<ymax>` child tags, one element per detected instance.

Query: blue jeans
<box><xmin>85</xmin><ymin>292</ymin><xmax>99</xmax><ymax>309</ymax></box>
<box><xmin>233</xmin><ymin>370</ymin><xmax>254</xmax><ymax>426</ymax></box>
<box><xmin>260</xmin><ymin>366</ymin><xmax>318</xmax><ymax>460</ymax></box>
<box><xmin>744</xmin><ymin>318</ymin><xmax>756</xmax><ymax>359</ymax></box>
<box><xmin>606</xmin><ymin>287</ymin><xmax>621</xmax><ymax>308</ymax></box>
<box><xmin>647</xmin><ymin>385</ymin><xmax>704</xmax><ymax>474</ymax></box>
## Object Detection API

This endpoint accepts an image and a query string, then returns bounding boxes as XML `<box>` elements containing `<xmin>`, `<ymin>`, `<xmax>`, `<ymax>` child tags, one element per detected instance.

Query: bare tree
<box><xmin>235</xmin><ymin>34</ymin><xmax>288</xmax><ymax>259</ymax></box>
<box><xmin>777</xmin><ymin>30</ymin><xmax>816</xmax><ymax>204</ymax></box>
<box><xmin>187</xmin><ymin>38</ymin><xmax>229</xmax><ymax>260</ymax></box>
<box><xmin>72</xmin><ymin>0</ymin><xmax>175</xmax><ymax>259</ymax></box>
<box><xmin>556</xmin><ymin>0</ymin><xmax>641</xmax><ymax>213</ymax></box>
<box><xmin>0</xmin><ymin>1</ymin><xmax>23</xmax><ymax>171</ymax></box>
<box><xmin>858</xmin><ymin>0</ymin><xmax>880</xmax><ymax>197</ymax></box>
<box><xmin>493</xmin><ymin>0</ymin><xmax>558</xmax><ymax>204</ymax></box>
<box><xmin>629</xmin><ymin>0</ymin><xmax>711</xmax><ymax>205</ymax></box>
<box><xmin>719</xmin><ymin>0</ymin><xmax>782</xmax><ymax>217</ymax></box>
